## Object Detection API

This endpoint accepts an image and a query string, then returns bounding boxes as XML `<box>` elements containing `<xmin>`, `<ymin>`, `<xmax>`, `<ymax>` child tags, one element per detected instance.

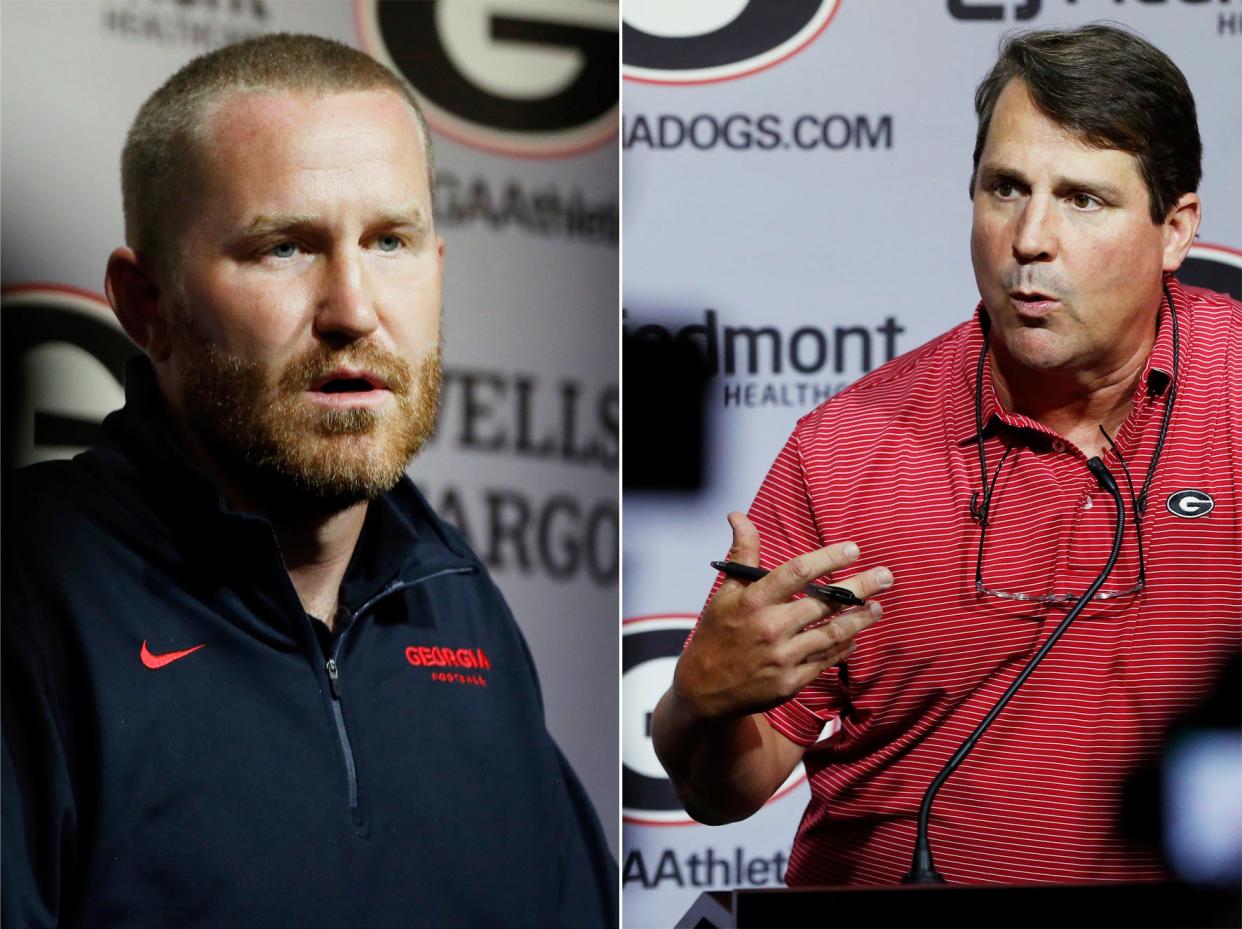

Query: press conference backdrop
<box><xmin>0</xmin><ymin>0</ymin><xmax>618</xmax><ymax>853</ymax></box>
<box><xmin>622</xmin><ymin>2</ymin><xmax>1240</xmax><ymax>925</ymax></box>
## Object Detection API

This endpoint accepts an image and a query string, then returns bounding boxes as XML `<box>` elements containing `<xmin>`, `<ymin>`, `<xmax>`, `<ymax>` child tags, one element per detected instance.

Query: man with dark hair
<box><xmin>653</xmin><ymin>24</ymin><xmax>1240</xmax><ymax>886</ymax></box>
<box><xmin>970</xmin><ymin>24</ymin><xmax>1202</xmax><ymax>225</ymax></box>
<box><xmin>2</xmin><ymin>33</ymin><xmax>615</xmax><ymax>928</ymax></box>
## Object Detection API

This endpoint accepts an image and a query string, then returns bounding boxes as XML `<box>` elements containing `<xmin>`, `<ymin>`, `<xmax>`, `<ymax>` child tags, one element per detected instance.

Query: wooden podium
<box><xmin>675</xmin><ymin>881</ymin><xmax>1241</xmax><ymax>928</ymax></box>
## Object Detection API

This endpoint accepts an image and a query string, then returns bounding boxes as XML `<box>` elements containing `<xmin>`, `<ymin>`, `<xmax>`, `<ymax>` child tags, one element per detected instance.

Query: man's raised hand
<box><xmin>672</xmin><ymin>511</ymin><xmax>892</xmax><ymax>721</ymax></box>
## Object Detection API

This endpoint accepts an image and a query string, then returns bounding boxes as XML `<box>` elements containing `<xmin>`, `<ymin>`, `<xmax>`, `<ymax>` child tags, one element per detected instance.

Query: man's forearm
<box><xmin>651</xmin><ymin>687</ymin><xmax>802</xmax><ymax>825</ymax></box>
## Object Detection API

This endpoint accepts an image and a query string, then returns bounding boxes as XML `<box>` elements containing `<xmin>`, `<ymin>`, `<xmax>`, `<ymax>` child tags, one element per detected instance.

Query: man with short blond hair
<box><xmin>122</xmin><ymin>32</ymin><xmax>436</xmax><ymax>279</ymax></box>
<box><xmin>3</xmin><ymin>33</ymin><xmax>614</xmax><ymax>928</ymax></box>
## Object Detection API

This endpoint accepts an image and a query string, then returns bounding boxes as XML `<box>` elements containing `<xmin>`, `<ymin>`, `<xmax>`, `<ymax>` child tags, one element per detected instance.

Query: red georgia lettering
<box><xmin>406</xmin><ymin>644</ymin><xmax>494</xmax><ymax>673</ymax></box>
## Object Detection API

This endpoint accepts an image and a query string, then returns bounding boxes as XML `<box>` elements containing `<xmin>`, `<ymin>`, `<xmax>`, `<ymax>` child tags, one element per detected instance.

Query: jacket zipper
<box><xmin>318</xmin><ymin>565</ymin><xmax>476</xmax><ymax>814</ymax></box>
<box><xmin>323</xmin><ymin>656</ymin><xmax>358</xmax><ymax>809</ymax></box>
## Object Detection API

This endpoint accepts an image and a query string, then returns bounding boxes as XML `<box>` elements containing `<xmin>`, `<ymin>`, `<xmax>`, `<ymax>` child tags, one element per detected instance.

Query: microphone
<box><xmin>902</xmin><ymin>456</ymin><xmax>1126</xmax><ymax>884</ymax></box>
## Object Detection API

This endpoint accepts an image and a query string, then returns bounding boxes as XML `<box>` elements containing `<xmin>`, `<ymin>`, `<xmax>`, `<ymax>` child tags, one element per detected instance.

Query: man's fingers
<box><xmin>777</xmin><ymin>564</ymin><xmax>894</xmax><ymax>634</ymax></box>
<box><xmin>725</xmin><ymin>511</ymin><xmax>761</xmax><ymax>568</ymax></box>
<box><xmin>793</xmin><ymin>601</ymin><xmax>883</xmax><ymax>659</ymax></box>
<box><xmin>810</xmin><ymin>565</ymin><xmax>894</xmax><ymax>618</ymax></box>
<box><xmin>801</xmin><ymin>639</ymin><xmax>854</xmax><ymax>668</ymax></box>
<box><xmin>754</xmin><ymin>541</ymin><xmax>863</xmax><ymax>603</ymax></box>
<box><xmin>716</xmin><ymin>511</ymin><xmax>762</xmax><ymax>596</ymax></box>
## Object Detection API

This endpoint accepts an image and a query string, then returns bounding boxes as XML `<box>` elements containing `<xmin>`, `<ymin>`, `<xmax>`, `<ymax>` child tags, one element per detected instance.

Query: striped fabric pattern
<box><xmin>745</xmin><ymin>278</ymin><xmax>1241</xmax><ymax>886</ymax></box>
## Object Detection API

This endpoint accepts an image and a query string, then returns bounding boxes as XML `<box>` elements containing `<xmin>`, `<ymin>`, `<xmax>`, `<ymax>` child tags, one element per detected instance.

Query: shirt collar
<box><xmin>1141</xmin><ymin>273</ymin><xmax>1181</xmax><ymax>398</ymax></box>
<box><xmin>953</xmin><ymin>306</ymin><xmax>1032</xmax><ymax>445</ymax></box>
<box><xmin>955</xmin><ymin>279</ymin><xmax>1180</xmax><ymax>445</ymax></box>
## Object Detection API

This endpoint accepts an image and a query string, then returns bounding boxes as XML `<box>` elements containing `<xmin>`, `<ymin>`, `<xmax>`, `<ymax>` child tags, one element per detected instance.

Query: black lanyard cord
<box><xmin>971</xmin><ymin>288</ymin><xmax>1178</xmax><ymax>524</ymax></box>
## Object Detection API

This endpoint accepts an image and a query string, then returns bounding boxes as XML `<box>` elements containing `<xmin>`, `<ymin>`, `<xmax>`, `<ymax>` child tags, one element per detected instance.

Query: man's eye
<box><xmin>1070</xmin><ymin>192</ymin><xmax>1100</xmax><ymax>210</ymax></box>
<box><xmin>270</xmin><ymin>242</ymin><xmax>299</xmax><ymax>258</ymax></box>
<box><xmin>994</xmin><ymin>181</ymin><xmax>1016</xmax><ymax>199</ymax></box>
<box><xmin>375</xmin><ymin>235</ymin><xmax>403</xmax><ymax>253</ymax></box>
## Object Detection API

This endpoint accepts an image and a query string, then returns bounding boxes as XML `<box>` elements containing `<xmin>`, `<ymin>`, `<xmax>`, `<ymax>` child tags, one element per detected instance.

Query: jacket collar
<box><xmin>97</xmin><ymin>356</ymin><xmax>477</xmax><ymax>614</ymax></box>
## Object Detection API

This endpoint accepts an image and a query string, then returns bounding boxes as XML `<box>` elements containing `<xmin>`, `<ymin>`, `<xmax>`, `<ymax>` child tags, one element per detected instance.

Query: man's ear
<box><xmin>1161</xmin><ymin>192</ymin><xmax>1201</xmax><ymax>274</ymax></box>
<box><xmin>105</xmin><ymin>248</ymin><xmax>172</xmax><ymax>361</ymax></box>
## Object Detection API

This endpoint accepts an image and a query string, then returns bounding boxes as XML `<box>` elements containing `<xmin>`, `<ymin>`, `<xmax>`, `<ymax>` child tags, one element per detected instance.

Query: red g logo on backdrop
<box><xmin>623</xmin><ymin>614</ymin><xmax>808</xmax><ymax>825</ymax></box>
<box><xmin>1176</xmin><ymin>243</ymin><xmax>1242</xmax><ymax>302</ymax></box>
<box><xmin>1</xmin><ymin>285</ymin><xmax>137</xmax><ymax>471</ymax></box>
<box><xmin>356</xmin><ymin>0</ymin><xmax>618</xmax><ymax>157</ymax></box>
<box><xmin>623</xmin><ymin>0</ymin><xmax>840</xmax><ymax>85</ymax></box>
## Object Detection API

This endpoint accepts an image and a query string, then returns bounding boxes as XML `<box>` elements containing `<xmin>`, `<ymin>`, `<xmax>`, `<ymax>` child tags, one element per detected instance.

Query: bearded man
<box><xmin>2</xmin><ymin>34</ymin><xmax>614</xmax><ymax>929</ymax></box>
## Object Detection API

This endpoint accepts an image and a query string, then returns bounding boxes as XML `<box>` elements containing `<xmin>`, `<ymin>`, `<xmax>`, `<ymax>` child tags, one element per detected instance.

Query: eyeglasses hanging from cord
<box><xmin>969</xmin><ymin>283</ymin><xmax>1179</xmax><ymax>603</ymax></box>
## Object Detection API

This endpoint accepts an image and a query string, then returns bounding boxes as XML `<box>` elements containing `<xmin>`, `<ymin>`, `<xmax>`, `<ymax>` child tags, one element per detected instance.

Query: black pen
<box><xmin>710</xmin><ymin>560</ymin><xmax>865</xmax><ymax>607</ymax></box>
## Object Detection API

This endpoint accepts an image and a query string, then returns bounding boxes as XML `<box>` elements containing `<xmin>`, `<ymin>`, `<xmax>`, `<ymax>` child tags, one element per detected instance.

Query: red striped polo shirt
<box><xmin>743</xmin><ymin>277</ymin><xmax>1240</xmax><ymax>886</ymax></box>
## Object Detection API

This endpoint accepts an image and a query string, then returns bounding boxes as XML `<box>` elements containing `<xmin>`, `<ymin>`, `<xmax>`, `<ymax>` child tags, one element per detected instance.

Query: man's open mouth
<box><xmin>309</xmin><ymin>370</ymin><xmax>389</xmax><ymax>394</ymax></box>
<box><xmin>318</xmin><ymin>378</ymin><xmax>377</xmax><ymax>394</ymax></box>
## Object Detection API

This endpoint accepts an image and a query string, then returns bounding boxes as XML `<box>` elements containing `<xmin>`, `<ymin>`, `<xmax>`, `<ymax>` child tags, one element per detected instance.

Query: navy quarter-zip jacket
<box><xmin>2</xmin><ymin>359</ymin><xmax>616</xmax><ymax>928</ymax></box>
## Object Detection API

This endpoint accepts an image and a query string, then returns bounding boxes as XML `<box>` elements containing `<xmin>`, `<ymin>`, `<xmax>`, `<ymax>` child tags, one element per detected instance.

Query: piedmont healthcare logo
<box><xmin>623</xmin><ymin>0</ymin><xmax>840</xmax><ymax>84</ymax></box>
<box><xmin>622</xmin><ymin>308</ymin><xmax>907</xmax><ymax>410</ymax></box>
<box><xmin>622</xmin><ymin>614</ymin><xmax>806</xmax><ymax>825</ymax></box>
<box><xmin>101</xmin><ymin>0</ymin><xmax>267</xmax><ymax>48</ymax></box>
<box><xmin>356</xmin><ymin>0</ymin><xmax>618</xmax><ymax>157</ymax></box>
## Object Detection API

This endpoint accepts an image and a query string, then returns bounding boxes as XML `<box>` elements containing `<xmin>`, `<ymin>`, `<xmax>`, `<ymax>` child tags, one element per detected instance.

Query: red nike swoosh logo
<box><xmin>140</xmin><ymin>640</ymin><xmax>205</xmax><ymax>669</ymax></box>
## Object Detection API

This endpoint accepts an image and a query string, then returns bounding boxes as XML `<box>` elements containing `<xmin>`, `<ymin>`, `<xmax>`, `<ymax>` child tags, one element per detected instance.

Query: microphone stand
<box><xmin>903</xmin><ymin>457</ymin><xmax>1126</xmax><ymax>883</ymax></box>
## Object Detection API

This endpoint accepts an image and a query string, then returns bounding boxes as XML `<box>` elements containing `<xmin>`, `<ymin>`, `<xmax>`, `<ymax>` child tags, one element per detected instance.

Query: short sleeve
<box><xmin>748</xmin><ymin>427</ymin><xmax>851</xmax><ymax>746</ymax></box>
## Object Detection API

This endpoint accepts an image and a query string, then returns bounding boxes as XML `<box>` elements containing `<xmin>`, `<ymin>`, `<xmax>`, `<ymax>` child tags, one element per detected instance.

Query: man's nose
<box><xmin>313</xmin><ymin>250</ymin><xmax>379</xmax><ymax>341</ymax></box>
<box><xmin>1012</xmin><ymin>196</ymin><xmax>1058</xmax><ymax>263</ymax></box>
